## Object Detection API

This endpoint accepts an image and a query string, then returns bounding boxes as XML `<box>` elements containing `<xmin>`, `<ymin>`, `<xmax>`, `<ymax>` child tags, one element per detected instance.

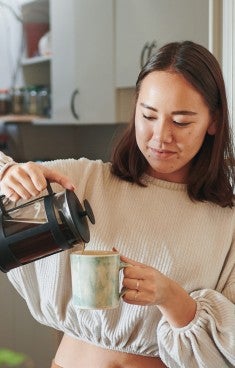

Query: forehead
<box><xmin>138</xmin><ymin>71</ymin><xmax>207</xmax><ymax>110</ymax></box>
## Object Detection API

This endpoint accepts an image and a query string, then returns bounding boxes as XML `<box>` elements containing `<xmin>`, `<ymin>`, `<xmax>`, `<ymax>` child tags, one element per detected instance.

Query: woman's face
<box><xmin>135</xmin><ymin>70</ymin><xmax>216</xmax><ymax>183</ymax></box>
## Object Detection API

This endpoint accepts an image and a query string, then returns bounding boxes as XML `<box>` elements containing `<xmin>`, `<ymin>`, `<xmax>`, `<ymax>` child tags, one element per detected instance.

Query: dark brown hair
<box><xmin>111</xmin><ymin>41</ymin><xmax>235</xmax><ymax>207</ymax></box>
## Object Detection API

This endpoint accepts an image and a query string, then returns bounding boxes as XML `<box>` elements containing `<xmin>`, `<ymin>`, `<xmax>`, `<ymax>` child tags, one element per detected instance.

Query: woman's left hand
<box><xmin>121</xmin><ymin>254</ymin><xmax>171</xmax><ymax>306</ymax></box>
<box><xmin>121</xmin><ymin>253</ymin><xmax>197</xmax><ymax>328</ymax></box>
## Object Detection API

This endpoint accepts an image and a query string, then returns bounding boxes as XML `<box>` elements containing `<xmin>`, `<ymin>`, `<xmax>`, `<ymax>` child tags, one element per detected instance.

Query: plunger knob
<box><xmin>80</xmin><ymin>200</ymin><xmax>95</xmax><ymax>224</ymax></box>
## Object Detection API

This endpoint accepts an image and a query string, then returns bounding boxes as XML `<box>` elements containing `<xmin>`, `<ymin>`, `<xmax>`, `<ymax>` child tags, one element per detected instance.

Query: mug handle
<box><xmin>119</xmin><ymin>287</ymin><xmax>128</xmax><ymax>298</ymax></box>
<box><xmin>119</xmin><ymin>261</ymin><xmax>131</xmax><ymax>269</ymax></box>
<box><xmin>119</xmin><ymin>261</ymin><xmax>132</xmax><ymax>298</ymax></box>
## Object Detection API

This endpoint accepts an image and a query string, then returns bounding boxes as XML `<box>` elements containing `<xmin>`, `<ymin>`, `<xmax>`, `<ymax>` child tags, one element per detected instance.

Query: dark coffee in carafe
<box><xmin>4</xmin><ymin>220</ymin><xmax>75</xmax><ymax>264</ymax></box>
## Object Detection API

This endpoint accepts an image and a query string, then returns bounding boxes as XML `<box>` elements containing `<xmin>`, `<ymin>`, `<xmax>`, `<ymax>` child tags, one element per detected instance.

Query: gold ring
<box><xmin>134</xmin><ymin>290</ymin><xmax>139</xmax><ymax>301</ymax></box>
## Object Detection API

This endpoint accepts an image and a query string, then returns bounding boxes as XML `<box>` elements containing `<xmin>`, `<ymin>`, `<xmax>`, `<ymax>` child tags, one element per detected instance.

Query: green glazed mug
<box><xmin>70</xmin><ymin>250</ymin><xmax>129</xmax><ymax>309</ymax></box>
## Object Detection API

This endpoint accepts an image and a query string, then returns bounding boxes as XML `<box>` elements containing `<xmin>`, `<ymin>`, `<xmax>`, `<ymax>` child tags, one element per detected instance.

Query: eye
<box><xmin>173</xmin><ymin>120</ymin><xmax>191</xmax><ymax>127</ymax></box>
<box><xmin>143</xmin><ymin>114</ymin><xmax>156</xmax><ymax>121</ymax></box>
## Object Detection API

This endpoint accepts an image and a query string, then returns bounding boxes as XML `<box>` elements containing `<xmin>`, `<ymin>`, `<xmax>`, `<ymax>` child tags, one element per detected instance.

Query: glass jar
<box><xmin>0</xmin><ymin>89</ymin><xmax>11</xmax><ymax>115</ymax></box>
<box><xmin>24</xmin><ymin>86</ymin><xmax>38</xmax><ymax>115</ymax></box>
<box><xmin>11</xmin><ymin>87</ymin><xmax>24</xmax><ymax>115</ymax></box>
<box><xmin>37</xmin><ymin>86</ymin><xmax>51</xmax><ymax>117</ymax></box>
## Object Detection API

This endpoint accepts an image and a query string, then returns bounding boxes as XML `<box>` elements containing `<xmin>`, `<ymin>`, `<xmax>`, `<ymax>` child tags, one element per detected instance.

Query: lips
<box><xmin>149</xmin><ymin>147</ymin><xmax>176</xmax><ymax>159</ymax></box>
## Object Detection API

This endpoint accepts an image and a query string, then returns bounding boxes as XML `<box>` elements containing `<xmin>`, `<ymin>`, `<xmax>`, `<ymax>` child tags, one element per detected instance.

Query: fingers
<box><xmin>0</xmin><ymin>165</ymin><xmax>36</xmax><ymax>201</ymax></box>
<box><xmin>120</xmin><ymin>254</ymin><xmax>145</xmax><ymax>267</ymax></box>
<box><xmin>0</xmin><ymin>161</ymin><xmax>75</xmax><ymax>201</ymax></box>
<box><xmin>123</xmin><ymin>277</ymin><xmax>143</xmax><ymax>292</ymax></box>
<box><xmin>42</xmin><ymin>166</ymin><xmax>75</xmax><ymax>191</ymax></box>
<box><xmin>1</xmin><ymin>186</ymin><xmax>18</xmax><ymax>202</ymax></box>
<box><xmin>122</xmin><ymin>277</ymin><xmax>147</xmax><ymax>305</ymax></box>
<box><xmin>122</xmin><ymin>283</ymin><xmax>153</xmax><ymax>306</ymax></box>
<box><xmin>123</xmin><ymin>289</ymin><xmax>142</xmax><ymax>304</ymax></box>
<box><xmin>120</xmin><ymin>258</ymin><xmax>146</xmax><ymax>305</ymax></box>
<box><xmin>119</xmin><ymin>254</ymin><xmax>165</xmax><ymax>306</ymax></box>
<box><xmin>12</xmin><ymin>163</ymin><xmax>45</xmax><ymax>195</ymax></box>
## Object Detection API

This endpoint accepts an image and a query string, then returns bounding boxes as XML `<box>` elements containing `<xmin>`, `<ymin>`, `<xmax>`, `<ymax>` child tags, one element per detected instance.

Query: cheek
<box><xmin>192</xmin><ymin>128</ymin><xmax>207</xmax><ymax>145</ymax></box>
<box><xmin>135</xmin><ymin>127</ymin><xmax>143</xmax><ymax>151</ymax></box>
<box><xmin>181</xmin><ymin>128</ymin><xmax>207</xmax><ymax>154</ymax></box>
<box><xmin>135</xmin><ymin>120</ymin><xmax>149</xmax><ymax>144</ymax></box>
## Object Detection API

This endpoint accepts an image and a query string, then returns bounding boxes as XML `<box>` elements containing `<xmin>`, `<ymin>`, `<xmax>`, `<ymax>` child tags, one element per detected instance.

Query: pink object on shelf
<box><xmin>24</xmin><ymin>23</ymin><xmax>49</xmax><ymax>58</ymax></box>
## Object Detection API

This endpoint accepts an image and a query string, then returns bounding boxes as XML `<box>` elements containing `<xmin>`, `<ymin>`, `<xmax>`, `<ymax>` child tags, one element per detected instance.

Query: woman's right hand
<box><xmin>0</xmin><ymin>161</ymin><xmax>75</xmax><ymax>202</ymax></box>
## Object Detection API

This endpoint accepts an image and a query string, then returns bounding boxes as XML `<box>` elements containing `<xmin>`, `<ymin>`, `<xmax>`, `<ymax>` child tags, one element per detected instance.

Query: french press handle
<box><xmin>0</xmin><ymin>195</ymin><xmax>7</xmax><ymax>216</ymax></box>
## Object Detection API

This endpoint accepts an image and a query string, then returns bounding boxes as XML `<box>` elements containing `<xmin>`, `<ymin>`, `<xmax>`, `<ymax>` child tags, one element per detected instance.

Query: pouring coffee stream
<box><xmin>0</xmin><ymin>182</ymin><xmax>95</xmax><ymax>272</ymax></box>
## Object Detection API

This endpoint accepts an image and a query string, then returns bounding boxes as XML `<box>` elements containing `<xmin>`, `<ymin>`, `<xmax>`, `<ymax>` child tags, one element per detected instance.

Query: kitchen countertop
<box><xmin>0</xmin><ymin>115</ymin><xmax>123</xmax><ymax>126</ymax></box>
<box><xmin>0</xmin><ymin>115</ymin><xmax>50</xmax><ymax>125</ymax></box>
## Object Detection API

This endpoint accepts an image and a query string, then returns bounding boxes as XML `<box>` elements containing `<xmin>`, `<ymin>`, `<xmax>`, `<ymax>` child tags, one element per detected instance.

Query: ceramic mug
<box><xmin>70</xmin><ymin>250</ymin><xmax>129</xmax><ymax>309</ymax></box>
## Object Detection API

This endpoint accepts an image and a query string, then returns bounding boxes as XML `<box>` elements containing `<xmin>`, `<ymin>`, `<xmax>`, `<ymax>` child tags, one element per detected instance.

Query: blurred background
<box><xmin>0</xmin><ymin>0</ymin><xmax>234</xmax><ymax>367</ymax></box>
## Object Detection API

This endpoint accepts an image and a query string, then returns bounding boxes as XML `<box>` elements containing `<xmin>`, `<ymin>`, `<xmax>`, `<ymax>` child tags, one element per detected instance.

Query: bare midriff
<box><xmin>54</xmin><ymin>334</ymin><xmax>167</xmax><ymax>368</ymax></box>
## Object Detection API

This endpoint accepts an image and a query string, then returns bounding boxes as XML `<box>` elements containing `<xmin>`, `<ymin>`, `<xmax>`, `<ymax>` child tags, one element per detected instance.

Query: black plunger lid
<box><xmin>63</xmin><ymin>190</ymin><xmax>95</xmax><ymax>243</ymax></box>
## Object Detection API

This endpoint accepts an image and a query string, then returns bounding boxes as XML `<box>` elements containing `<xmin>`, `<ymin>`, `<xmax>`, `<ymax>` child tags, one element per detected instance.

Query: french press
<box><xmin>0</xmin><ymin>183</ymin><xmax>95</xmax><ymax>272</ymax></box>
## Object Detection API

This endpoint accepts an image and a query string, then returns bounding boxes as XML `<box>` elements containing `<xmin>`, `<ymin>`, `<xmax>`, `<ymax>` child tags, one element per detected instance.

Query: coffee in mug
<box><xmin>70</xmin><ymin>250</ymin><xmax>129</xmax><ymax>309</ymax></box>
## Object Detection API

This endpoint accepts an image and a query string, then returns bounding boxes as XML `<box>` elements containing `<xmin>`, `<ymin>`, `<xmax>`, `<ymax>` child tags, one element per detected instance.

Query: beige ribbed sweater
<box><xmin>4</xmin><ymin>158</ymin><xmax>235</xmax><ymax>368</ymax></box>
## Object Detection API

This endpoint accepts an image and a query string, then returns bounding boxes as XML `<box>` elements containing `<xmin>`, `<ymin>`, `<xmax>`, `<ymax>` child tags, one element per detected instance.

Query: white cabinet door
<box><xmin>115</xmin><ymin>0</ymin><xmax>210</xmax><ymax>88</ymax></box>
<box><xmin>51</xmin><ymin>0</ymin><xmax>115</xmax><ymax>124</ymax></box>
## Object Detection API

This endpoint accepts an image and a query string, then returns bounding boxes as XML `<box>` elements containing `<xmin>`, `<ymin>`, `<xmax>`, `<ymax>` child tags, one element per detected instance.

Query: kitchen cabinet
<box><xmin>21</xmin><ymin>0</ymin><xmax>50</xmax><ymax>85</ymax></box>
<box><xmin>21</xmin><ymin>0</ymin><xmax>116</xmax><ymax>123</ymax></box>
<box><xmin>20</xmin><ymin>0</ymin><xmax>51</xmax><ymax>122</ymax></box>
<box><xmin>50</xmin><ymin>0</ymin><xmax>115</xmax><ymax>123</ymax></box>
<box><xmin>115</xmin><ymin>0</ymin><xmax>210</xmax><ymax>88</ymax></box>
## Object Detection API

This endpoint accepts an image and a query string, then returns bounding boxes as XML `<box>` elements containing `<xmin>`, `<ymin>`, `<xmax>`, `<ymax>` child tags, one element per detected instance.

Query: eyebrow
<box><xmin>140</xmin><ymin>103</ymin><xmax>198</xmax><ymax>115</ymax></box>
<box><xmin>140</xmin><ymin>102</ymin><xmax>157</xmax><ymax>112</ymax></box>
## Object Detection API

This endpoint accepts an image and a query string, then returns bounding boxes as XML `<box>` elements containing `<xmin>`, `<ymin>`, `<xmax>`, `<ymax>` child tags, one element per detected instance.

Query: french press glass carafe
<box><xmin>0</xmin><ymin>183</ymin><xmax>95</xmax><ymax>272</ymax></box>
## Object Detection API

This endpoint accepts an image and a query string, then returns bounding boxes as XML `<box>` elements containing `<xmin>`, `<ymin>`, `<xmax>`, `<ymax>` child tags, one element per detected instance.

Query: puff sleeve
<box><xmin>158</xmin><ymin>237</ymin><xmax>235</xmax><ymax>368</ymax></box>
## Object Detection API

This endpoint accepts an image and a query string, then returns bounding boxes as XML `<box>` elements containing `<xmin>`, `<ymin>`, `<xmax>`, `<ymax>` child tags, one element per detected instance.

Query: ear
<box><xmin>207</xmin><ymin>112</ymin><xmax>218</xmax><ymax>135</ymax></box>
<box><xmin>207</xmin><ymin>120</ymin><xmax>217</xmax><ymax>135</ymax></box>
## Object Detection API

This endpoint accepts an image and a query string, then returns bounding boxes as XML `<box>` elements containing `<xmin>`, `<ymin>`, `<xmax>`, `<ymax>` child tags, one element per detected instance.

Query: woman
<box><xmin>0</xmin><ymin>41</ymin><xmax>234</xmax><ymax>368</ymax></box>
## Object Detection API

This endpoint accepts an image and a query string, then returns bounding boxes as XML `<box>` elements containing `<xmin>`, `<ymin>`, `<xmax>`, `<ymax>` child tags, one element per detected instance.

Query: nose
<box><xmin>153</xmin><ymin>117</ymin><xmax>173</xmax><ymax>144</ymax></box>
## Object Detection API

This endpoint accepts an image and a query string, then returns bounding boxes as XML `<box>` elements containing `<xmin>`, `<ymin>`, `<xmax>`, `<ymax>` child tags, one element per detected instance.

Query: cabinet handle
<box><xmin>71</xmin><ymin>89</ymin><xmax>79</xmax><ymax>120</ymax></box>
<box><xmin>148</xmin><ymin>40</ymin><xmax>157</xmax><ymax>59</ymax></box>
<box><xmin>140</xmin><ymin>42</ymin><xmax>150</xmax><ymax>68</ymax></box>
<box><xmin>140</xmin><ymin>41</ymin><xmax>158</xmax><ymax>68</ymax></box>
<box><xmin>148</xmin><ymin>40</ymin><xmax>157</xmax><ymax>58</ymax></box>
